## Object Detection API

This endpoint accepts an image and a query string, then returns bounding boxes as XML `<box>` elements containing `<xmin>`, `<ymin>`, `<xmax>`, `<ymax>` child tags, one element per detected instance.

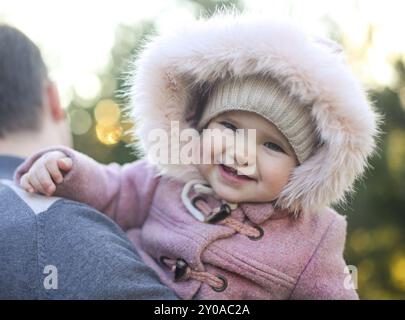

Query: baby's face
<box><xmin>196</xmin><ymin>110</ymin><xmax>298</xmax><ymax>204</ymax></box>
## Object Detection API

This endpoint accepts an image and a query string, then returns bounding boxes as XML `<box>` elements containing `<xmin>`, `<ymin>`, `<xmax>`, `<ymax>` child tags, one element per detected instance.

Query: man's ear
<box><xmin>45</xmin><ymin>80</ymin><xmax>65</xmax><ymax>121</ymax></box>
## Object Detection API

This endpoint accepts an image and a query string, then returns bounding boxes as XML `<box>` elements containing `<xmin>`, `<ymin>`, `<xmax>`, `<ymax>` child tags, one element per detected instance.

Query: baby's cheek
<box><xmin>261</xmin><ymin>166</ymin><xmax>292</xmax><ymax>196</ymax></box>
<box><xmin>200</xmin><ymin>134</ymin><xmax>227</xmax><ymax>164</ymax></box>
<box><xmin>196</xmin><ymin>163</ymin><xmax>211</xmax><ymax>181</ymax></box>
<box><xmin>199</xmin><ymin>136</ymin><xmax>213</xmax><ymax>164</ymax></box>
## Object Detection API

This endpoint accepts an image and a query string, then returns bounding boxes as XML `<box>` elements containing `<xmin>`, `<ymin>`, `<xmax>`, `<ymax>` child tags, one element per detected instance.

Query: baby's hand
<box><xmin>20</xmin><ymin>151</ymin><xmax>73</xmax><ymax>196</ymax></box>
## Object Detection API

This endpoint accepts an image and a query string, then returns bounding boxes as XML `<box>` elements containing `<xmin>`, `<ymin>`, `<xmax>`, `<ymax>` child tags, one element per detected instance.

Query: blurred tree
<box><xmin>344</xmin><ymin>60</ymin><xmax>405</xmax><ymax>299</ymax></box>
<box><xmin>68</xmin><ymin>20</ymin><xmax>156</xmax><ymax>164</ymax></box>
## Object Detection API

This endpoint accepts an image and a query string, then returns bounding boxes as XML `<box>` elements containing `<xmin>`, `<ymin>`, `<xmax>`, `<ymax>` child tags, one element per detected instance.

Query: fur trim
<box><xmin>127</xmin><ymin>13</ymin><xmax>382</xmax><ymax>215</ymax></box>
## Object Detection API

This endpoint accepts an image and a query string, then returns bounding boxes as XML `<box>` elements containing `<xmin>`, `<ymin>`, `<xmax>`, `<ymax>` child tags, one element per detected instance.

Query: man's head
<box><xmin>0</xmin><ymin>25</ymin><xmax>71</xmax><ymax>156</ymax></box>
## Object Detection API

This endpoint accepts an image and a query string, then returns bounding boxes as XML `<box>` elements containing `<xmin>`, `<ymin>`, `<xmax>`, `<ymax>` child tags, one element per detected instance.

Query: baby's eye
<box><xmin>264</xmin><ymin>141</ymin><xmax>285</xmax><ymax>153</ymax></box>
<box><xmin>219</xmin><ymin>121</ymin><xmax>237</xmax><ymax>132</ymax></box>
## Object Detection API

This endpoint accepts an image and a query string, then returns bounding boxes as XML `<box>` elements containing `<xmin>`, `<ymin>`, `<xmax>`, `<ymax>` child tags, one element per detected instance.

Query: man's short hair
<box><xmin>0</xmin><ymin>25</ymin><xmax>48</xmax><ymax>137</ymax></box>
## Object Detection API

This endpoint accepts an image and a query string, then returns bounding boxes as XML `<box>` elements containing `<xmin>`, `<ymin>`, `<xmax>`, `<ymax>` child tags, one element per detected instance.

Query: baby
<box><xmin>15</xmin><ymin>14</ymin><xmax>380</xmax><ymax>299</ymax></box>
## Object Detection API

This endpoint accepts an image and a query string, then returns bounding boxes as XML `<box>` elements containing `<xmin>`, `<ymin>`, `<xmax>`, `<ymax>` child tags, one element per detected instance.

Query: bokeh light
<box><xmin>94</xmin><ymin>99</ymin><xmax>121</xmax><ymax>127</ymax></box>
<box><xmin>95</xmin><ymin>124</ymin><xmax>123</xmax><ymax>145</ymax></box>
<box><xmin>390</xmin><ymin>252</ymin><xmax>405</xmax><ymax>291</ymax></box>
<box><xmin>74</xmin><ymin>73</ymin><xmax>101</xmax><ymax>103</ymax></box>
<box><xmin>387</xmin><ymin>129</ymin><xmax>405</xmax><ymax>179</ymax></box>
<box><xmin>68</xmin><ymin>109</ymin><xmax>92</xmax><ymax>135</ymax></box>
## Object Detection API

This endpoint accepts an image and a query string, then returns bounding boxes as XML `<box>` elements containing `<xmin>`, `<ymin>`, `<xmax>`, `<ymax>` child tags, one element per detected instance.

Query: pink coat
<box><xmin>16</xmin><ymin>147</ymin><xmax>359</xmax><ymax>300</ymax></box>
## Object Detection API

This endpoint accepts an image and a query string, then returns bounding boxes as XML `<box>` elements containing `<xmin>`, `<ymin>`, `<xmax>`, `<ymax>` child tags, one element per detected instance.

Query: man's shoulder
<box><xmin>0</xmin><ymin>179</ymin><xmax>67</xmax><ymax>299</ymax></box>
<box><xmin>0</xmin><ymin>179</ymin><xmax>177</xmax><ymax>299</ymax></box>
<box><xmin>0</xmin><ymin>179</ymin><xmax>63</xmax><ymax>215</ymax></box>
<box><xmin>0</xmin><ymin>179</ymin><xmax>105</xmax><ymax>217</ymax></box>
<box><xmin>0</xmin><ymin>179</ymin><xmax>124</xmax><ymax>244</ymax></box>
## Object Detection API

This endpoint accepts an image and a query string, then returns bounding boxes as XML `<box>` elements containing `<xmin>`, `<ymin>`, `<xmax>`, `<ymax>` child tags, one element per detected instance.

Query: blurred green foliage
<box><xmin>67</xmin><ymin>0</ymin><xmax>405</xmax><ymax>299</ymax></box>
<box><xmin>342</xmin><ymin>59</ymin><xmax>405</xmax><ymax>299</ymax></box>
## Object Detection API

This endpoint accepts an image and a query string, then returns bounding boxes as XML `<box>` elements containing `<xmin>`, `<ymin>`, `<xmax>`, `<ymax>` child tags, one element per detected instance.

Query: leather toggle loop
<box><xmin>211</xmin><ymin>274</ymin><xmax>228</xmax><ymax>292</ymax></box>
<box><xmin>247</xmin><ymin>225</ymin><xmax>264</xmax><ymax>241</ymax></box>
<box><xmin>174</xmin><ymin>258</ymin><xmax>189</xmax><ymax>281</ymax></box>
<box><xmin>206</xmin><ymin>203</ymin><xmax>231</xmax><ymax>224</ymax></box>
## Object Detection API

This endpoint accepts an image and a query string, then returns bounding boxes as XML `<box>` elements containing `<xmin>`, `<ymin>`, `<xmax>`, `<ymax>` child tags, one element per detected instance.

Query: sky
<box><xmin>1</xmin><ymin>0</ymin><xmax>404</xmax><ymax>108</ymax></box>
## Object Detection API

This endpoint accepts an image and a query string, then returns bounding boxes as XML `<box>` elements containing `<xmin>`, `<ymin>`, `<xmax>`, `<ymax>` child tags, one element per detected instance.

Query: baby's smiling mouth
<box><xmin>219</xmin><ymin>164</ymin><xmax>256</xmax><ymax>182</ymax></box>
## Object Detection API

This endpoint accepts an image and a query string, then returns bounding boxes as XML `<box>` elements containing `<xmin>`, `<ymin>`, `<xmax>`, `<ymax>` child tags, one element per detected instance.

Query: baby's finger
<box><xmin>20</xmin><ymin>174</ymin><xmax>35</xmax><ymax>193</ymax></box>
<box><xmin>29</xmin><ymin>172</ymin><xmax>47</xmax><ymax>195</ymax></box>
<box><xmin>57</xmin><ymin>157</ymin><xmax>72</xmax><ymax>172</ymax></box>
<box><xmin>34</xmin><ymin>167</ymin><xmax>55</xmax><ymax>196</ymax></box>
<box><xmin>45</xmin><ymin>159</ymin><xmax>63</xmax><ymax>184</ymax></box>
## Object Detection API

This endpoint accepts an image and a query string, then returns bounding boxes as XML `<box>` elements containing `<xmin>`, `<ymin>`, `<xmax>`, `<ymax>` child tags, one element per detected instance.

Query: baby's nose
<box><xmin>234</xmin><ymin>135</ymin><xmax>256</xmax><ymax>165</ymax></box>
<box><xmin>235</xmin><ymin>151</ymin><xmax>249</xmax><ymax>166</ymax></box>
<box><xmin>233</xmin><ymin>150</ymin><xmax>256</xmax><ymax>178</ymax></box>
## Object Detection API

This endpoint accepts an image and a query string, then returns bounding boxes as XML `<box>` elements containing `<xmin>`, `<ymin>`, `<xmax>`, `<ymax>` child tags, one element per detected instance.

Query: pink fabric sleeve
<box><xmin>289</xmin><ymin>216</ymin><xmax>359</xmax><ymax>300</ymax></box>
<box><xmin>14</xmin><ymin>146</ymin><xmax>161</xmax><ymax>231</ymax></box>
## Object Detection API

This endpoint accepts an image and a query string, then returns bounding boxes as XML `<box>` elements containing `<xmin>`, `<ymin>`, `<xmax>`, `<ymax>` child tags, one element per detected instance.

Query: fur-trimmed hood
<box><xmin>127</xmin><ymin>13</ymin><xmax>381</xmax><ymax>215</ymax></box>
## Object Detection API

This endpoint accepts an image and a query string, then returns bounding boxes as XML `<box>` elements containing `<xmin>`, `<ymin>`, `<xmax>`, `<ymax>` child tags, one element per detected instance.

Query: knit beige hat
<box><xmin>198</xmin><ymin>75</ymin><xmax>319</xmax><ymax>163</ymax></box>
